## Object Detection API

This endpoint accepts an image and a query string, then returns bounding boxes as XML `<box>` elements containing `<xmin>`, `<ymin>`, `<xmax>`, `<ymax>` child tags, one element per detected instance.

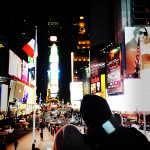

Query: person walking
<box><xmin>14</xmin><ymin>140</ymin><xmax>18</xmax><ymax>150</ymax></box>
<box><xmin>40</xmin><ymin>132</ymin><xmax>43</xmax><ymax>141</ymax></box>
<box><xmin>80</xmin><ymin>94</ymin><xmax>150</xmax><ymax>150</ymax></box>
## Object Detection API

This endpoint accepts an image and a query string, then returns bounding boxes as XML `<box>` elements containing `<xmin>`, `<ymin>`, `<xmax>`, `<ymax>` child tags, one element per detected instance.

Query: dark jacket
<box><xmin>85</xmin><ymin>125</ymin><xmax>150</xmax><ymax>150</ymax></box>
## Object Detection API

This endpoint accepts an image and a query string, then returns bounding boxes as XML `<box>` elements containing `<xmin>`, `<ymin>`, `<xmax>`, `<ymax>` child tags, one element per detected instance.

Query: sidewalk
<box><xmin>7</xmin><ymin>128</ymin><xmax>55</xmax><ymax>150</ymax></box>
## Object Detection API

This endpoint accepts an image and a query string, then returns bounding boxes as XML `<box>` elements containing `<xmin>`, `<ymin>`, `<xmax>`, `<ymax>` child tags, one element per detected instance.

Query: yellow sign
<box><xmin>100</xmin><ymin>74</ymin><xmax>106</xmax><ymax>99</ymax></box>
<box><xmin>0</xmin><ymin>44</ymin><xmax>4</xmax><ymax>48</ymax></box>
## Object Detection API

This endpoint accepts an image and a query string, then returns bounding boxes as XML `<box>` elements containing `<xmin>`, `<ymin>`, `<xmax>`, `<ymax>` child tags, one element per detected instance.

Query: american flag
<box><xmin>134</xmin><ymin>36</ymin><xmax>140</xmax><ymax>77</ymax></box>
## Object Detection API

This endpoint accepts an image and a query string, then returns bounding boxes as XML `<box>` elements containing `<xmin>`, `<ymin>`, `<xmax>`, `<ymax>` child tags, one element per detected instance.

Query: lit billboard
<box><xmin>106</xmin><ymin>46</ymin><xmax>123</xmax><ymax>95</ymax></box>
<box><xmin>22</xmin><ymin>60</ymin><xmax>28</xmax><ymax>82</ymax></box>
<box><xmin>9</xmin><ymin>80</ymin><xmax>17</xmax><ymax>102</ymax></box>
<box><xmin>8</xmin><ymin>50</ymin><xmax>22</xmax><ymax>79</ymax></box>
<box><xmin>83</xmin><ymin>67</ymin><xmax>90</xmax><ymax>95</ymax></box>
<box><xmin>125</xmin><ymin>27</ymin><xmax>150</xmax><ymax>78</ymax></box>
<box><xmin>49</xmin><ymin>43</ymin><xmax>59</xmax><ymax>99</ymax></box>
<box><xmin>90</xmin><ymin>54</ymin><xmax>106</xmax><ymax>98</ymax></box>
<box><xmin>28</xmin><ymin>56</ymin><xmax>35</xmax><ymax>86</ymax></box>
<box><xmin>0</xmin><ymin>84</ymin><xmax>8</xmax><ymax>111</ymax></box>
<box><xmin>70</xmin><ymin>82</ymin><xmax>83</xmax><ymax>109</ymax></box>
<box><xmin>14</xmin><ymin>82</ymin><xmax>25</xmax><ymax>102</ymax></box>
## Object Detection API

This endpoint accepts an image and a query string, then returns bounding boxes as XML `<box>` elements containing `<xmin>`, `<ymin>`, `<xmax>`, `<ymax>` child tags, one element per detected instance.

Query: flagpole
<box><xmin>32</xmin><ymin>27</ymin><xmax>37</xmax><ymax>150</ymax></box>
<box><xmin>138</xmin><ymin>33</ymin><xmax>146</xmax><ymax>136</ymax></box>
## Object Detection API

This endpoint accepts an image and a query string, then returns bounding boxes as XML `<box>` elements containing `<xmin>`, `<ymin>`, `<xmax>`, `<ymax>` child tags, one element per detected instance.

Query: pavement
<box><xmin>7</xmin><ymin>128</ymin><xmax>55</xmax><ymax>150</ymax></box>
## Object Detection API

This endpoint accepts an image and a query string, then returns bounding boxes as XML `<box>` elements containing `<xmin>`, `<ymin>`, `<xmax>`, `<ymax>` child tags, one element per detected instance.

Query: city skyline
<box><xmin>3</xmin><ymin>0</ymin><xmax>91</xmax><ymax>102</ymax></box>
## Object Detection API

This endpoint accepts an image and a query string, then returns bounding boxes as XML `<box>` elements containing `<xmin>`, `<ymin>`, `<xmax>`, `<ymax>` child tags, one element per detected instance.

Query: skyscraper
<box><xmin>73</xmin><ymin>16</ymin><xmax>90</xmax><ymax>82</ymax></box>
<box><xmin>47</xmin><ymin>17</ymin><xmax>62</xmax><ymax>103</ymax></box>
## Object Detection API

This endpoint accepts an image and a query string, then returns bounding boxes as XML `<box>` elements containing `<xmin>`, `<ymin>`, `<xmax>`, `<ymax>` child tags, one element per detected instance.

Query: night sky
<box><xmin>6</xmin><ymin>0</ymin><xmax>90</xmax><ymax>102</ymax></box>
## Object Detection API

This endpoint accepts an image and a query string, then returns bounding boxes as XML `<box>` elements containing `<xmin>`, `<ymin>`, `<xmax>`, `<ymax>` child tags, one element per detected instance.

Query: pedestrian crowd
<box><xmin>2</xmin><ymin>94</ymin><xmax>149</xmax><ymax>150</ymax></box>
<box><xmin>53</xmin><ymin>94</ymin><xmax>150</xmax><ymax>150</ymax></box>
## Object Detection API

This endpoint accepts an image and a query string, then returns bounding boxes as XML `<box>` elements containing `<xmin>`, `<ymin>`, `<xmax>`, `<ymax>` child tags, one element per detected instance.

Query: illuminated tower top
<box><xmin>79</xmin><ymin>16</ymin><xmax>86</xmax><ymax>34</ymax></box>
<box><xmin>73</xmin><ymin>16</ymin><xmax>90</xmax><ymax>82</ymax></box>
<box><xmin>77</xmin><ymin>16</ymin><xmax>90</xmax><ymax>50</ymax></box>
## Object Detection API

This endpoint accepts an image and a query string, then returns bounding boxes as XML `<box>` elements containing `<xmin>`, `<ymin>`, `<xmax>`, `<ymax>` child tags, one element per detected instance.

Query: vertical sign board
<box><xmin>106</xmin><ymin>46</ymin><xmax>123</xmax><ymax>95</ymax></box>
<box><xmin>90</xmin><ymin>56</ymin><xmax>106</xmax><ymax>99</ymax></box>
<box><xmin>83</xmin><ymin>67</ymin><xmax>90</xmax><ymax>95</ymax></box>
<box><xmin>0</xmin><ymin>84</ymin><xmax>1</xmax><ymax>111</ymax></box>
<box><xmin>101</xmin><ymin>74</ymin><xmax>106</xmax><ymax>99</ymax></box>
<box><xmin>22</xmin><ymin>60</ymin><xmax>28</xmax><ymax>82</ymax></box>
<box><xmin>9</xmin><ymin>50</ymin><xmax>22</xmax><ymax>79</ymax></box>
<box><xmin>0</xmin><ymin>84</ymin><xmax>8</xmax><ymax>111</ymax></box>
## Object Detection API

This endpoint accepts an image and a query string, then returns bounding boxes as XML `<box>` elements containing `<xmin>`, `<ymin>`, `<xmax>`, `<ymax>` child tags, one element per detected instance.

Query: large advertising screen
<box><xmin>125</xmin><ymin>27</ymin><xmax>150</xmax><ymax>78</ymax></box>
<box><xmin>0</xmin><ymin>84</ymin><xmax>8</xmax><ymax>111</ymax></box>
<box><xmin>14</xmin><ymin>82</ymin><xmax>25</xmax><ymax>102</ymax></box>
<box><xmin>8</xmin><ymin>50</ymin><xmax>22</xmax><ymax>79</ymax></box>
<box><xmin>70</xmin><ymin>82</ymin><xmax>83</xmax><ymax>103</ymax></box>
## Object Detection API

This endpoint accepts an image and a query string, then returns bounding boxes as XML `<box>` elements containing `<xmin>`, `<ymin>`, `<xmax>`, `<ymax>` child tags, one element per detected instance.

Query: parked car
<box><xmin>139</xmin><ymin>114</ymin><xmax>150</xmax><ymax>130</ymax></box>
<box><xmin>121</xmin><ymin>114</ymin><xmax>138</xmax><ymax>127</ymax></box>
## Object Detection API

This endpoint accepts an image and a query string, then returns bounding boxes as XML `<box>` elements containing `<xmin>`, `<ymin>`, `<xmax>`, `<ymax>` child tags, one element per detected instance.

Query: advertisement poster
<box><xmin>14</xmin><ymin>82</ymin><xmax>25</xmax><ymax>102</ymax></box>
<box><xmin>83</xmin><ymin>67</ymin><xmax>90</xmax><ymax>95</ymax></box>
<box><xmin>22</xmin><ymin>60</ymin><xmax>28</xmax><ymax>82</ymax></box>
<box><xmin>106</xmin><ymin>46</ymin><xmax>123</xmax><ymax>95</ymax></box>
<box><xmin>0</xmin><ymin>84</ymin><xmax>8</xmax><ymax>111</ymax></box>
<box><xmin>125</xmin><ymin>27</ymin><xmax>150</xmax><ymax>78</ymax></box>
<box><xmin>0</xmin><ymin>84</ymin><xmax>1</xmax><ymax>110</ymax></box>
<box><xmin>28</xmin><ymin>56</ymin><xmax>35</xmax><ymax>86</ymax></box>
<box><xmin>90</xmin><ymin>54</ymin><xmax>106</xmax><ymax>98</ymax></box>
<box><xmin>70</xmin><ymin>82</ymin><xmax>83</xmax><ymax>109</ymax></box>
<box><xmin>90</xmin><ymin>57</ymin><xmax>106</xmax><ymax>77</ymax></box>
<box><xmin>9</xmin><ymin>80</ymin><xmax>17</xmax><ymax>102</ymax></box>
<box><xmin>9</xmin><ymin>50</ymin><xmax>22</xmax><ymax>79</ymax></box>
<box><xmin>91</xmin><ymin>83</ymin><xmax>96</xmax><ymax>95</ymax></box>
<box><xmin>23</xmin><ymin>86</ymin><xmax>29</xmax><ymax>103</ymax></box>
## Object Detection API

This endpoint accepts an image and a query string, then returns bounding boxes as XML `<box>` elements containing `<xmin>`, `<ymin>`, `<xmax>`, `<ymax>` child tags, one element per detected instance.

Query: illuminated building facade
<box><xmin>71</xmin><ymin>16</ymin><xmax>90</xmax><ymax>109</ymax></box>
<box><xmin>47</xmin><ymin>17</ymin><xmax>62</xmax><ymax>102</ymax></box>
<box><xmin>73</xmin><ymin>16</ymin><xmax>90</xmax><ymax>82</ymax></box>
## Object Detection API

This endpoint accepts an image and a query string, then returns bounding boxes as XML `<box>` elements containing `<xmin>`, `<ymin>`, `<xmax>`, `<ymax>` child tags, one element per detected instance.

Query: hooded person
<box><xmin>80</xmin><ymin>94</ymin><xmax>150</xmax><ymax>150</ymax></box>
<box><xmin>53</xmin><ymin>124</ymin><xmax>91</xmax><ymax>150</ymax></box>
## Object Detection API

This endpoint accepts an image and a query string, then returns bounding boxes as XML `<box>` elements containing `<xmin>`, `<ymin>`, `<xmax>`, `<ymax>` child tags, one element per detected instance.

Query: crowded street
<box><xmin>5</xmin><ymin>109</ymin><xmax>150</xmax><ymax>150</ymax></box>
<box><xmin>1</xmin><ymin>0</ymin><xmax>150</xmax><ymax>150</ymax></box>
<box><xmin>5</xmin><ymin>111</ymin><xmax>150</xmax><ymax>150</ymax></box>
<box><xmin>1</xmin><ymin>106</ymin><xmax>150</xmax><ymax>150</ymax></box>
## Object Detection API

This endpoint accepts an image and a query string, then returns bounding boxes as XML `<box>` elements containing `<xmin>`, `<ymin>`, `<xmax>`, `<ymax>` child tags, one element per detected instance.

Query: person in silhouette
<box><xmin>80</xmin><ymin>94</ymin><xmax>150</xmax><ymax>150</ymax></box>
<box><xmin>53</xmin><ymin>124</ymin><xmax>91</xmax><ymax>150</ymax></box>
<box><xmin>14</xmin><ymin>140</ymin><xmax>18</xmax><ymax>150</ymax></box>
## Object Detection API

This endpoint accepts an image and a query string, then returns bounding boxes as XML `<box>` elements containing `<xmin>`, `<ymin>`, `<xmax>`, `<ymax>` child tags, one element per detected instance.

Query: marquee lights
<box><xmin>50</xmin><ymin>36</ymin><xmax>57</xmax><ymax>42</ymax></box>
